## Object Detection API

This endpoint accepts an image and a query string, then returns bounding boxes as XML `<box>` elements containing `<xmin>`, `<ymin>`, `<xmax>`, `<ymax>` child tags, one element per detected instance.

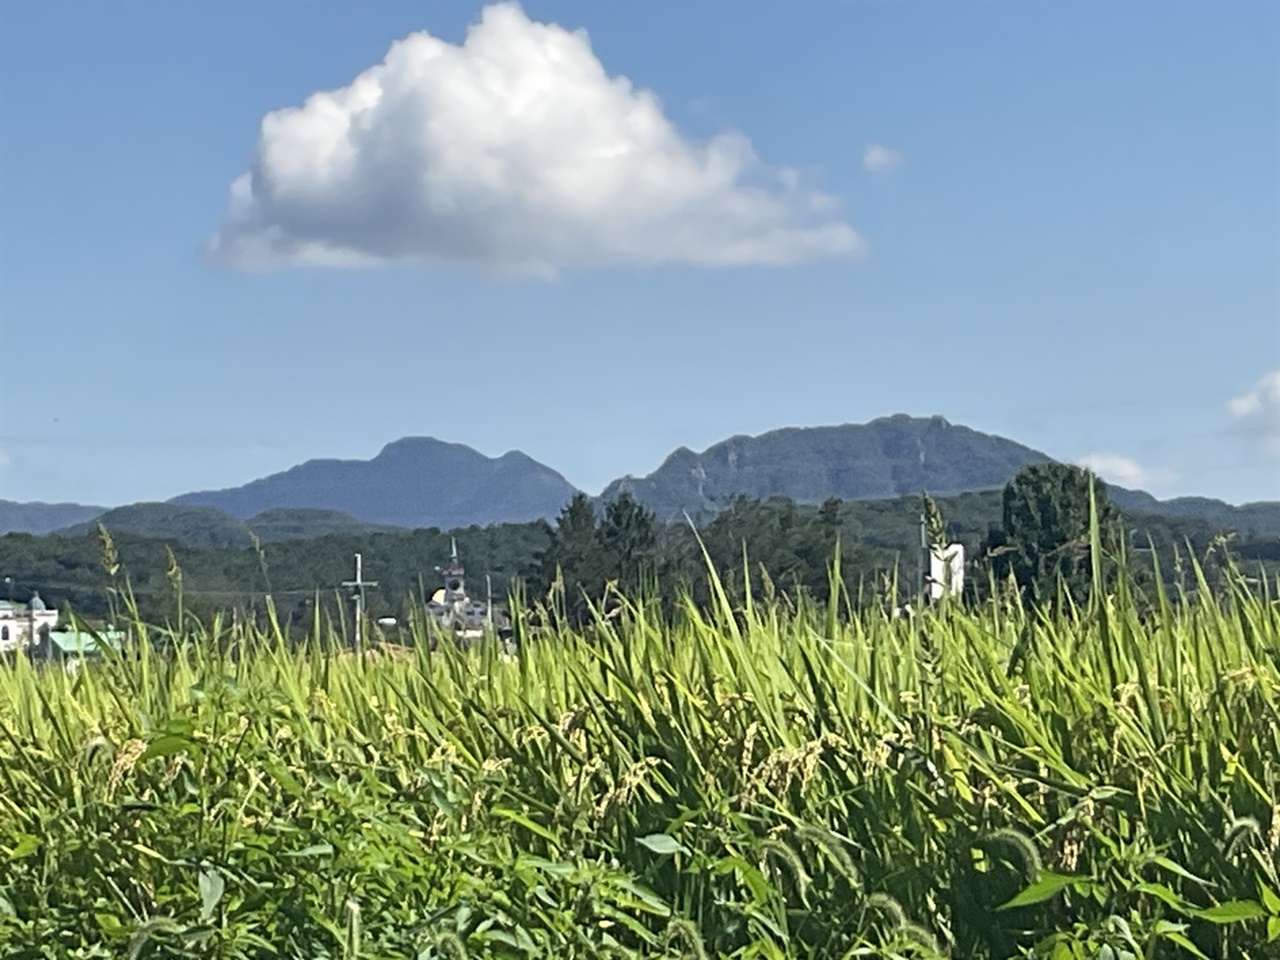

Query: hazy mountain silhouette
<box><xmin>1105</xmin><ymin>490</ymin><xmax>1280</xmax><ymax>537</ymax></box>
<box><xmin>599</xmin><ymin>415</ymin><xmax>1055</xmax><ymax>521</ymax></box>
<box><xmin>169</xmin><ymin>438</ymin><xmax>579</xmax><ymax>530</ymax></box>
<box><xmin>5</xmin><ymin>421</ymin><xmax>1275</xmax><ymax>540</ymax></box>
<box><xmin>1</xmin><ymin>500</ymin><xmax>105</xmax><ymax>536</ymax></box>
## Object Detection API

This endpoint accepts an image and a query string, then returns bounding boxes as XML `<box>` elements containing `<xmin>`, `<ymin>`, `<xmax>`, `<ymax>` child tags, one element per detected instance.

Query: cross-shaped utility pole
<box><xmin>342</xmin><ymin>553</ymin><xmax>378</xmax><ymax>648</ymax></box>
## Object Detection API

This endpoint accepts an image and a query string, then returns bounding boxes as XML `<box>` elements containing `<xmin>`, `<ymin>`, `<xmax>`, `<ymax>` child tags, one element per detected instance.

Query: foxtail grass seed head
<box><xmin>103</xmin><ymin>738</ymin><xmax>145</xmax><ymax>802</ymax></box>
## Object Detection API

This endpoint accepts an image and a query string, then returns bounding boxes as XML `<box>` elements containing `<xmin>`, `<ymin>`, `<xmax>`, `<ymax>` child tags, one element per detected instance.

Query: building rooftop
<box><xmin>44</xmin><ymin>628</ymin><xmax>124</xmax><ymax>656</ymax></box>
<box><xmin>0</xmin><ymin>597</ymin><xmax>58</xmax><ymax>615</ymax></box>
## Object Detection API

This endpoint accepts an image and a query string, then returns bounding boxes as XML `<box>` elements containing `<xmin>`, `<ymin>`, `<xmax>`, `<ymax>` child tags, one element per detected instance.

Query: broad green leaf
<box><xmin>94</xmin><ymin>913</ymin><xmax>125</xmax><ymax>936</ymax></box>
<box><xmin>198</xmin><ymin>870</ymin><xmax>224</xmax><ymax>923</ymax></box>
<box><xmin>636</xmin><ymin>833</ymin><xmax>689</xmax><ymax>857</ymax></box>
<box><xmin>1153</xmin><ymin>923</ymin><xmax>1211</xmax><ymax>960</ymax></box>
<box><xmin>1194</xmin><ymin>900</ymin><xmax>1266</xmax><ymax>924</ymax></box>
<box><xmin>998</xmin><ymin>871</ymin><xmax>1079</xmax><ymax>910</ymax></box>
<box><xmin>715</xmin><ymin>855</ymin><xmax>772</xmax><ymax>903</ymax></box>
<box><xmin>7</xmin><ymin>833</ymin><xmax>39</xmax><ymax>859</ymax></box>
<box><xmin>514</xmin><ymin>854</ymin><xmax>575</xmax><ymax>880</ymax></box>
<box><xmin>262</xmin><ymin>757</ymin><xmax>305</xmax><ymax>798</ymax></box>
<box><xmin>141</xmin><ymin>733</ymin><xmax>193</xmax><ymax>761</ymax></box>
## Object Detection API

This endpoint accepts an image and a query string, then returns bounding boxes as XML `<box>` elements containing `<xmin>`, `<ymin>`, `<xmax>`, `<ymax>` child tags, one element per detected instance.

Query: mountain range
<box><xmin>170</xmin><ymin>437</ymin><xmax>578</xmax><ymax>530</ymax></box>
<box><xmin>600</xmin><ymin>415</ymin><xmax>1052</xmax><ymax>521</ymax></box>
<box><xmin>2</xmin><ymin>416</ymin><xmax>1277</xmax><ymax>540</ymax></box>
<box><xmin>0</xmin><ymin>500</ymin><xmax>106</xmax><ymax>536</ymax></box>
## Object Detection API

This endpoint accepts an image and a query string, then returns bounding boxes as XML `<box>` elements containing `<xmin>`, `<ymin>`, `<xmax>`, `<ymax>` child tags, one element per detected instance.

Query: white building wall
<box><xmin>928</xmin><ymin>544</ymin><xmax>965</xmax><ymax>600</ymax></box>
<box><xmin>0</xmin><ymin>604</ymin><xmax>60</xmax><ymax>652</ymax></box>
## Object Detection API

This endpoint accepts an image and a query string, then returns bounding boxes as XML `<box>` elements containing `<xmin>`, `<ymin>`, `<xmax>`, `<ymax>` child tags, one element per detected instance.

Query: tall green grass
<box><xmin>1</xmin><ymin>547</ymin><xmax>1277</xmax><ymax>958</ymax></box>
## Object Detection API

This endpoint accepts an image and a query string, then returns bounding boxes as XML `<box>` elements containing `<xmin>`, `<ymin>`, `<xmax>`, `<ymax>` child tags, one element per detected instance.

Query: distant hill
<box><xmin>1107</xmin><ymin>490</ymin><xmax>1280</xmax><ymax>538</ymax></box>
<box><xmin>246</xmin><ymin>508</ymin><xmax>401</xmax><ymax>542</ymax></box>
<box><xmin>54</xmin><ymin>503</ymin><xmax>401</xmax><ymax>548</ymax></box>
<box><xmin>0</xmin><ymin>500</ymin><xmax>105</xmax><ymax>536</ymax></box>
<box><xmin>59</xmin><ymin>503</ymin><xmax>257</xmax><ymax>549</ymax></box>
<box><xmin>600</xmin><ymin>415</ymin><xmax>1054</xmax><ymax>521</ymax></box>
<box><xmin>170</xmin><ymin>438</ymin><xmax>579</xmax><ymax>529</ymax></box>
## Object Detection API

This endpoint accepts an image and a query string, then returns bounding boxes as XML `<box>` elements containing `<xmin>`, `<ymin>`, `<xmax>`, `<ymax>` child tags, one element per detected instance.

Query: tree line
<box><xmin>0</xmin><ymin>463</ymin><xmax>1273</xmax><ymax>630</ymax></box>
<box><xmin>537</xmin><ymin>462</ymin><xmax>1265</xmax><ymax>623</ymax></box>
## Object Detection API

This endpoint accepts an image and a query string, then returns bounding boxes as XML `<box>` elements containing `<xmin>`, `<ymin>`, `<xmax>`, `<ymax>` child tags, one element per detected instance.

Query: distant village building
<box><xmin>928</xmin><ymin>544</ymin><xmax>965</xmax><ymax>600</ymax></box>
<box><xmin>896</xmin><ymin>542</ymin><xmax>966</xmax><ymax>617</ymax></box>
<box><xmin>0</xmin><ymin>591</ymin><xmax>124</xmax><ymax>668</ymax></box>
<box><xmin>32</xmin><ymin>625</ymin><xmax>126</xmax><ymax>672</ymax></box>
<box><xmin>425</xmin><ymin>540</ymin><xmax>511</xmax><ymax>645</ymax></box>
<box><xmin>0</xmin><ymin>592</ymin><xmax>59</xmax><ymax>653</ymax></box>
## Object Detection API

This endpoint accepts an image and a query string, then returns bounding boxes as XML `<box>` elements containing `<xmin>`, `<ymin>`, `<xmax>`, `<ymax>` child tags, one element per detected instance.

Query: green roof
<box><xmin>44</xmin><ymin>629</ymin><xmax>124</xmax><ymax>656</ymax></box>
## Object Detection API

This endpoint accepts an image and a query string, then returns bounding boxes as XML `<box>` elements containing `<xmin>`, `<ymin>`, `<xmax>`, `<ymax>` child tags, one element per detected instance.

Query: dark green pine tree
<box><xmin>538</xmin><ymin>493</ymin><xmax>606</xmax><ymax>624</ymax></box>
<box><xmin>599</xmin><ymin>492</ymin><xmax>658</xmax><ymax>599</ymax></box>
<box><xmin>983</xmin><ymin>462</ymin><xmax>1121</xmax><ymax>607</ymax></box>
<box><xmin>796</xmin><ymin>496</ymin><xmax>844</xmax><ymax>600</ymax></box>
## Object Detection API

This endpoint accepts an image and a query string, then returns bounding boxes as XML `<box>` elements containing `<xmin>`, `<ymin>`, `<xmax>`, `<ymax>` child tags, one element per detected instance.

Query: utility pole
<box><xmin>918</xmin><ymin>506</ymin><xmax>929</xmax><ymax>604</ymax></box>
<box><xmin>342</xmin><ymin>553</ymin><xmax>378</xmax><ymax>648</ymax></box>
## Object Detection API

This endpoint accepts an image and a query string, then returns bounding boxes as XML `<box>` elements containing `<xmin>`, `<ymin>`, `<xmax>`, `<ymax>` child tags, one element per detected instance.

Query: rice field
<box><xmin>1</xmin><ymin>554</ymin><xmax>1278</xmax><ymax>958</ymax></box>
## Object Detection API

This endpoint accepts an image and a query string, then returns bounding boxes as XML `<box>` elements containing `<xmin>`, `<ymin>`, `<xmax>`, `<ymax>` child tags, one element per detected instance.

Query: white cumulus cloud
<box><xmin>862</xmin><ymin>144</ymin><xmax>901</xmax><ymax>172</ymax></box>
<box><xmin>1076</xmin><ymin>453</ymin><xmax>1177</xmax><ymax>491</ymax></box>
<box><xmin>207</xmin><ymin>2</ymin><xmax>861</xmax><ymax>273</ymax></box>
<box><xmin>1228</xmin><ymin>368</ymin><xmax>1280</xmax><ymax>456</ymax></box>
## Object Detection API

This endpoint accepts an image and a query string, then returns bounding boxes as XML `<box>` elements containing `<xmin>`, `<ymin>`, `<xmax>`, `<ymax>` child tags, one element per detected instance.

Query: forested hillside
<box><xmin>4</xmin><ymin>468</ymin><xmax>1273</xmax><ymax>628</ymax></box>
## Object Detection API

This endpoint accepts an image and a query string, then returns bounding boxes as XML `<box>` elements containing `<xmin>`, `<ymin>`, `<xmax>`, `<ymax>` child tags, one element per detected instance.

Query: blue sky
<box><xmin>1</xmin><ymin>0</ymin><xmax>1277</xmax><ymax>507</ymax></box>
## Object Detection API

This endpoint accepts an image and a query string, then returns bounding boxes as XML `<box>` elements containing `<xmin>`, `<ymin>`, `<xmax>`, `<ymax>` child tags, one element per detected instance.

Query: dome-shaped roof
<box><xmin>29</xmin><ymin>592</ymin><xmax>46</xmax><ymax>611</ymax></box>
